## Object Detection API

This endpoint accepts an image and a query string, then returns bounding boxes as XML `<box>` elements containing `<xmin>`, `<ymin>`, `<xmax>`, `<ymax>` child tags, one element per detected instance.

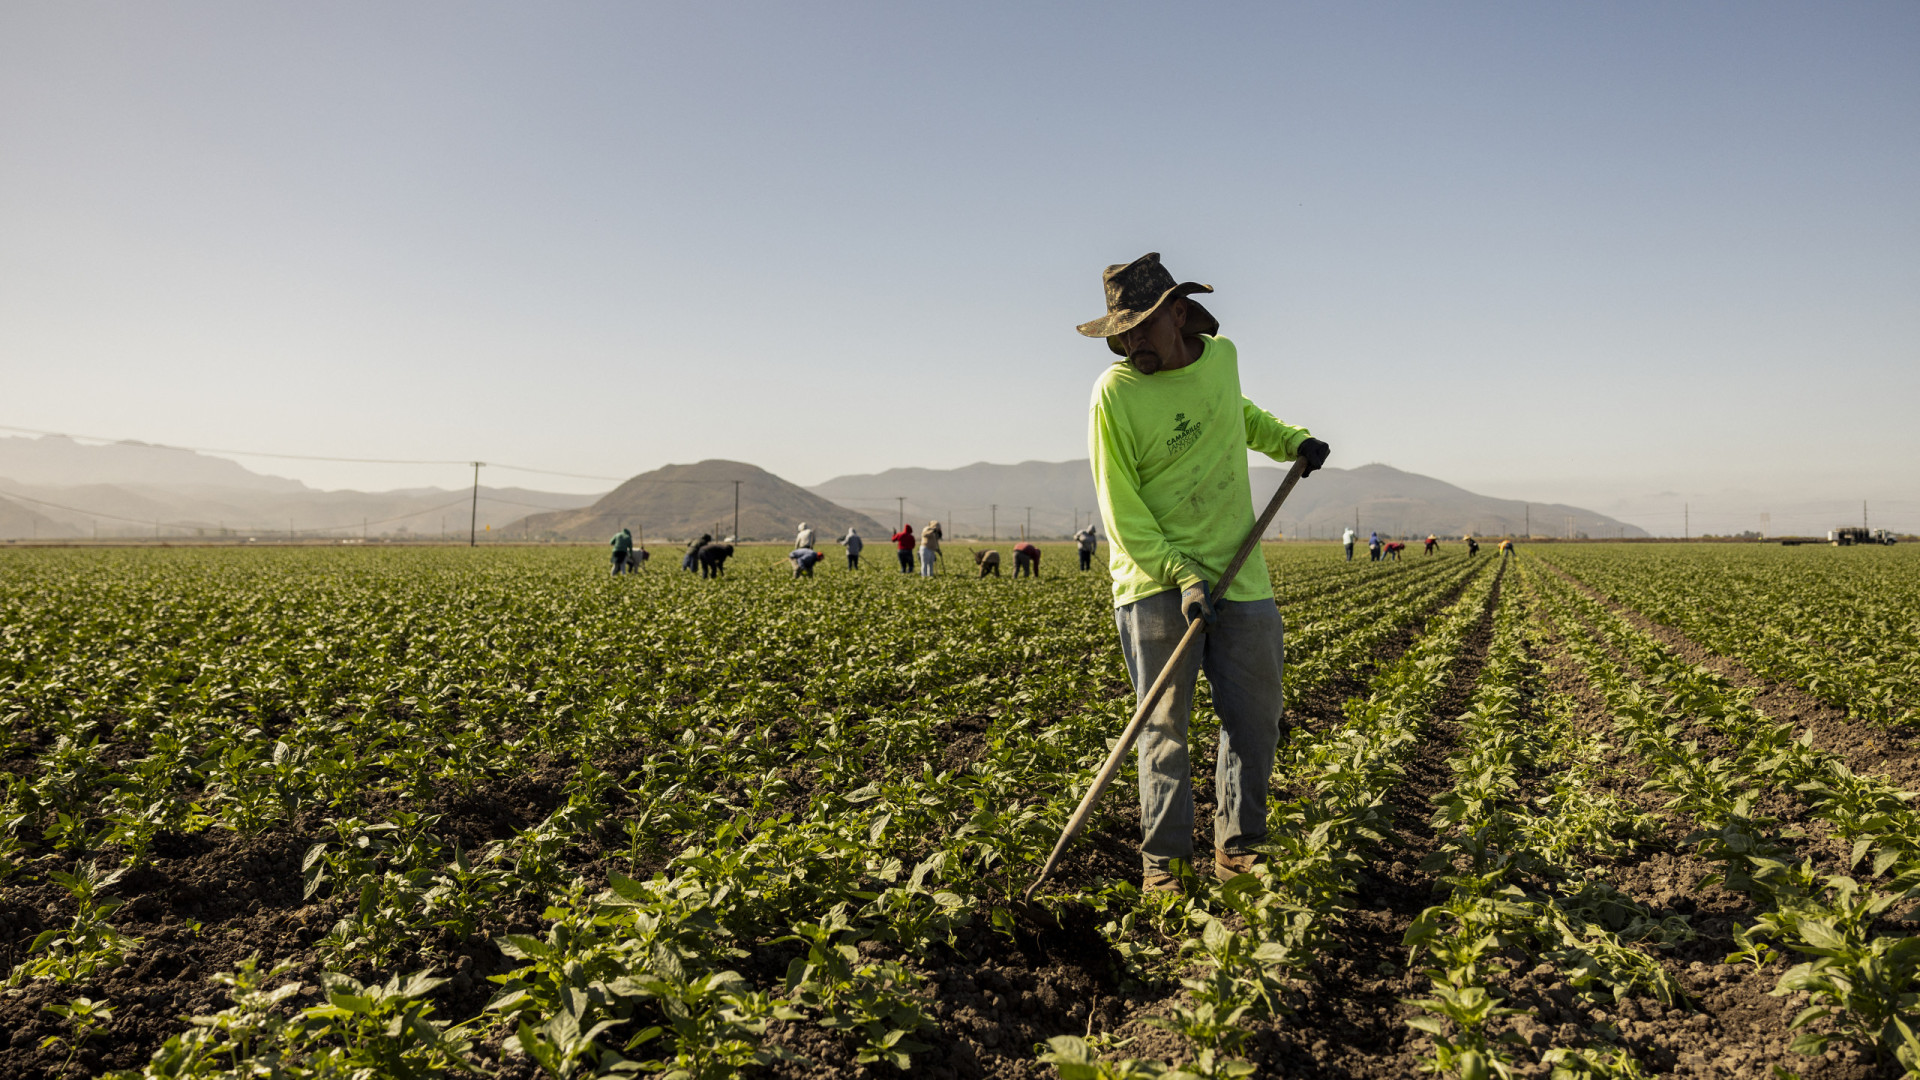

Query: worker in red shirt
<box><xmin>1013</xmin><ymin>541</ymin><xmax>1042</xmax><ymax>577</ymax></box>
<box><xmin>891</xmin><ymin>523</ymin><xmax>916</xmax><ymax>574</ymax></box>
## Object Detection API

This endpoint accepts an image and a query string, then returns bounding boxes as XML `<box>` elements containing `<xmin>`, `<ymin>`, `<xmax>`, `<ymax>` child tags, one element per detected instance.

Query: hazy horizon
<box><xmin>4</xmin><ymin>4</ymin><xmax>1915</xmax><ymax>534</ymax></box>
<box><xmin>0</xmin><ymin>432</ymin><xmax>1900</xmax><ymax>539</ymax></box>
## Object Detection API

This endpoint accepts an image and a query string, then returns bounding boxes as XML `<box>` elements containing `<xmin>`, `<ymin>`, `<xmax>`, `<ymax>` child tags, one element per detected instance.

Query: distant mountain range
<box><xmin>810</xmin><ymin>461</ymin><xmax>1096</xmax><ymax>539</ymax></box>
<box><xmin>811</xmin><ymin>459</ymin><xmax>1650</xmax><ymax>540</ymax></box>
<box><xmin>510</xmin><ymin>460</ymin><xmax>884</xmax><ymax>543</ymax></box>
<box><xmin>0</xmin><ymin>436</ymin><xmax>597</xmax><ymax>539</ymax></box>
<box><xmin>0</xmin><ymin>435</ymin><xmax>1649</xmax><ymax>542</ymax></box>
<box><xmin>1245</xmin><ymin>463</ymin><xmax>1650</xmax><ymax>540</ymax></box>
<box><xmin>0</xmin><ymin>434</ymin><xmax>308</xmax><ymax>492</ymax></box>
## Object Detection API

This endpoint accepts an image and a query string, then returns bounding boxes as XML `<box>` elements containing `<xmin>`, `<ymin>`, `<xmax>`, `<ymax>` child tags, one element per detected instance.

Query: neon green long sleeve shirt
<box><xmin>1087</xmin><ymin>335</ymin><xmax>1311</xmax><ymax>607</ymax></box>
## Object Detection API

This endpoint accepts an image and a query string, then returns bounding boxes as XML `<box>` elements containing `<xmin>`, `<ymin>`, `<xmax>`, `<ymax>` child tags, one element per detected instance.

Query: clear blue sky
<box><xmin>3</xmin><ymin>2</ymin><xmax>1915</xmax><ymax>534</ymax></box>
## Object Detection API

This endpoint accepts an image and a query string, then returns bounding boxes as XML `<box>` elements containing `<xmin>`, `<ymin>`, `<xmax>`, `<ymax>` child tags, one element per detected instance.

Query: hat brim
<box><xmin>1076</xmin><ymin>281</ymin><xmax>1212</xmax><ymax>338</ymax></box>
<box><xmin>1076</xmin><ymin>289</ymin><xmax>1219</xmax><ymax>358</ymax></box>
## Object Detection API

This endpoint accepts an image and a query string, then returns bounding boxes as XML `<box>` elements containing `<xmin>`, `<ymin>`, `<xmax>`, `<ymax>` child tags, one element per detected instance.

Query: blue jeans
<box><xmin>1114</xmin><ymin>591</ymin><xmax>1285</xmax><ymax>872</ymax></box>
<box><xmin>920</xmin><ymin>547</ymin><xmax>937</xmax><ymax>576</ymax></box>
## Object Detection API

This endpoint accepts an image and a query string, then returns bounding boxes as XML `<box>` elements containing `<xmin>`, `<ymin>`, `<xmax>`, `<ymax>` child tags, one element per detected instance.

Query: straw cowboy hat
<box><xmin>1074</xmin><ymin>252</ymin><xmax>1219</xmax><ymax>357</ymax></box>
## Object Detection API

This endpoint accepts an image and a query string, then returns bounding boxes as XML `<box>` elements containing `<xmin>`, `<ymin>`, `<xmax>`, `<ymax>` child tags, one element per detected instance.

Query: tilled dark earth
<box><xmin>1</xmin><ymin>556</ymin><xmax>1912</xmax><ymax>1079</ymax></box>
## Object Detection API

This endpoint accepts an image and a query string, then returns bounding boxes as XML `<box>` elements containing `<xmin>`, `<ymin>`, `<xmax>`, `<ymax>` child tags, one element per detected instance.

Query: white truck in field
<box><xmin>1829</xmin><ymin>527</ymin><xmax>1897</xmax><ymax>546</ymax></box>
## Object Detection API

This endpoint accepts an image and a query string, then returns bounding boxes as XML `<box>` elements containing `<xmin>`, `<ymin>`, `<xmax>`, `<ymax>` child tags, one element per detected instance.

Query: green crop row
<box><xmin>1403</xmin><ymin>563</ymin><xmax>1678</xmax><ymax>1080</ymax></box>
<box><xmin>1528</xmin><ymin>564</ymin><xmax>1920</xmax><ymax>1075</ymax></box>
<box><xmin>1536</xmin><ymin>544</ymin><xmax>1920</xmax><ymax>729</ymax></box>
<box><xmin>1042</xmin><ymin>558</ymin><xmax>1501</xmax><ymax>1077</ymax></box>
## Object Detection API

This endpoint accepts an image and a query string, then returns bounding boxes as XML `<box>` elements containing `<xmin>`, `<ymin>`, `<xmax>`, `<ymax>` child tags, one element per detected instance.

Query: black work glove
<box><xmin>1296</xmin><ymin>438</ymin><xmax>1331</xmax><ymax>477</ymax></box>
<box><xmin>1181</xmin><ymin>581</ymin><xmax>1216</xmax><ymax>628</ymax></box>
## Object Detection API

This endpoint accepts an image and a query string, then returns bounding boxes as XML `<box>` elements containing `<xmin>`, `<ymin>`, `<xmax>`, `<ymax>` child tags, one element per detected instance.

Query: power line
<box><xmin>474</xmin><ymin>493</ymin><xmax>594</xmax><ymax>510</ymax></box>
<box><xmin>486</xmin><ymin>463</ymin><xmax>626</xmax><ymax>482</ymax></box>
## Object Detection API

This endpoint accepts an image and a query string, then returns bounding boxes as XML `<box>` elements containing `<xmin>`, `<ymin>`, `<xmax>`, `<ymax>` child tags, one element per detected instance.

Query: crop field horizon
<box><xmin>2</xmin><ymin>541</ymin><xmax>1917</xmax><ymax>1079</ymax></box>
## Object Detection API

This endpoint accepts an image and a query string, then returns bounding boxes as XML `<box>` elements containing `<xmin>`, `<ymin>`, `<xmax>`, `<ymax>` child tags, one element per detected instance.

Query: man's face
<box><xmin>1121</xmin><ymin>298</ymin><xmax>1188</xmax><ymax>374</ymax></box>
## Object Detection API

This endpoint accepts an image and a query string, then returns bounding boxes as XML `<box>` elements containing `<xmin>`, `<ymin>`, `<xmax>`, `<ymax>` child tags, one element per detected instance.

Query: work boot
<box><xmin>1214</xmin><ymin>849</ymin><xmax>1260</xmax><ymax>881</ymax></box>
<box><xmin>1142</xmin><ymin>869</ymin><xmax>1183</xmax><ymax>894</ymax></box>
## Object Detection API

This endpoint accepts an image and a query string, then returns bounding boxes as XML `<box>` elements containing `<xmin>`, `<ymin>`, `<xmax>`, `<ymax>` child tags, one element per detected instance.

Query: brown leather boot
<box><xmin>1142</xmin><ymin>869</ymin><xmax>1183</xmax><ymax>894</ymax></box>
<box><xmin>1214</xmin><ymin>849</ymin><xmax>1260</xmax><ymax>881</ymax></box>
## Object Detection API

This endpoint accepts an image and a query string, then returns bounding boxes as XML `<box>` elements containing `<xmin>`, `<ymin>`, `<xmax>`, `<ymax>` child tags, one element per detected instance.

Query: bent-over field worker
<box><xmin>973</xmin><ymin>549</ymin><xmax>1001</xmax><ymax>577</ymax></box>
<box><xmin>1012</xmin><ymin>541</ymin><xmax>1042</xmax><ymax>577</ymax></box>
<box><xmin>1078</xmin><ymin>252</ymin><xmax>1329</xmax><ymax>892</ymax></box>
<box><xmin>697</xmin><ymin>542</ymin><xmax>733</xmax><ymax>578</ymax></box>
<box><xmin>682</xmin><ymin>533</ymin><xmax>711</xmax><ymax>572</ymax></box>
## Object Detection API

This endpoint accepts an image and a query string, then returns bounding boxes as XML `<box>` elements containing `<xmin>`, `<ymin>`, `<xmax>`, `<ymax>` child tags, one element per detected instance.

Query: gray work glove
<box><xmin>1181</xmin><ymin>581</ymin><xmax>1216</xmax><ymax>627</ymax></box>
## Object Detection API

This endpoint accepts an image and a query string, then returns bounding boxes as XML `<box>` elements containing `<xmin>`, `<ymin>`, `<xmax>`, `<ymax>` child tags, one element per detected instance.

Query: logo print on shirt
<box><xmin>1165</xmin><ymin>412</ymin><xmax>1203</xmax><ymax>456</ymax></box>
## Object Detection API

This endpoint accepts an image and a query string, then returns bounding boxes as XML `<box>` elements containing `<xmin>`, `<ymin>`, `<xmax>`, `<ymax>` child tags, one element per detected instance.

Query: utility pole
<box><xmin>1684</xmin><ymin>503</ymin><xmax>1689</xmax><ymax>541</ymax></box>
<box><xmin>1025</xmin><ymin>506</ymin><xmax>1032</xmax><ymax>540</ymax></box>
<box><xmin>732</xmin><ymin>480</ymin><xmax>741</xmax><ymax>540</ymax></box>
<box><xmin>470</xmin><ymin>462</ymin><xmax>483</xmax><ymax>547</ymax></box>
<box><xmin>896</xmin><ymin>496</ymin><xmax>905</xmax><ymax>529</ymax></box>
<box><xmin>1525</xmin><ymin>504</ymin><xmax>1530</xmax><ymax>538</ymax></box>
<box><xmin>1864</xmin><ymin>500</ymin><xmax>1869</xmax><ymax>530</ymax></box>
<box><xmin>991</xmin><ymin>505</ymin><xmax>997</xmax><ymax>541</ymax></box>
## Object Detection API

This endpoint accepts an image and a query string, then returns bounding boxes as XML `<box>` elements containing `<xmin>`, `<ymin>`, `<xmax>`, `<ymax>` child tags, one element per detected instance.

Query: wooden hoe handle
<box><xmin>1023</xmin><ymin>457</ymin><xmax>1309</xmax><ymax>902</ymax></box>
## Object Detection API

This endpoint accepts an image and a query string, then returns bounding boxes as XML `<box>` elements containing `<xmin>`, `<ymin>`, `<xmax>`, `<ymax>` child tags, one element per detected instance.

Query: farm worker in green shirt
<box><xmin>609</xmin><ymin>527</ymin><xmax>633</xmax><ymax>576</ymax></box>
<box><xmin>1078</xmin><ymin>252</ymin><xmax>1330</xmax><ymax>892</ymax></box>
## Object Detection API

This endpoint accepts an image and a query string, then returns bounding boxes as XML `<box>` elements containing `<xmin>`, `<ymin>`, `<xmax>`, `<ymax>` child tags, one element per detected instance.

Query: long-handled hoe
<box><xmin>1023</xmin><ymin>457</ymin><xmax>1309</xmax><ymax>902</ymax></box>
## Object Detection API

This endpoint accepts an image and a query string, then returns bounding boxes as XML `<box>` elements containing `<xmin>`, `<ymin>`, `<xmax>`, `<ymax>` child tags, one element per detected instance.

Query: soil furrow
<box><xmin>876</xmin><ymin>570</ymin><xmax>1494</xmax><ymax>1079</ymax></box>
<box><xmin>1514</xmin><ymin>566</ymin><xmax>1890</xmax><ymax>1080</ymax></box>
<box><xmin>1224</xmin><ymin>561</ymin><xmax>1505</xmax><ymax>1078</ymax></box>
<box><xmin>1536</xmin><ymin>558</ymin><xmax>1920</xmax><ymax>792</ymax></box>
